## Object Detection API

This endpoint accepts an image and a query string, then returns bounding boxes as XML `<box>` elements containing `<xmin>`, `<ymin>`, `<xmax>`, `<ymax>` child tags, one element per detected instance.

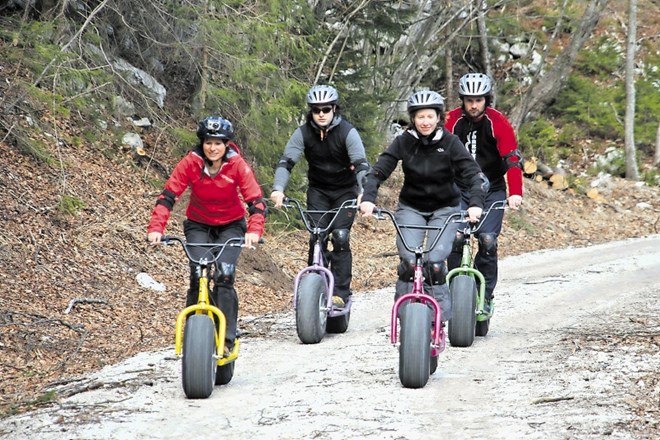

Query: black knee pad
<box><xmin>451</xmin><ymin>231</ymin><xmax>466</xmax><ymax>254</ymax></box>
<box><xmin>425</xmin><ymin>261</ymin><xmax>447</xmax><ymax>285</ymax></box>
<box><xmin>214</xmin><ymin>262</ymin><xmax>236</xmax><ymax>287</ymax></box>
<box><xmin>397</xmin><ymin>259</ymin><xmax>415</xmax><ymax>282</ymax></box>
<box><xmin>331</xmin><ymin>229</ymin><xmax>351</xmax><ymax>252</ymax></box>
<box><xmin>478</xmin><ymin>233</ymin><xmax>498</xmax><ymax>257</ymax></box>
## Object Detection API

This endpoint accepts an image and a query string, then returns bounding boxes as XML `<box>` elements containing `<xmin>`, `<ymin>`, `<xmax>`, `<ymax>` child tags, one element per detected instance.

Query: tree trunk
<box><xmin>445</xmin><ymin>45</ymin><xmax>454</xmax><ymax>108</ymax></box>
<box><xmin>476</xmin><ymin>0</ymin><xmax>494</xmax><ymax>105</ymax></box>
<box><xmin>198</xmin><ymin>0</ymin><xmax>210</xmax><ymax>112</ymax></box>
<box><xmin>380</xmin><ymin>2</ymin><xmax>474</xmax><ymax>132</ymax></box>
<box><xmin>655</xmin><ymin>123</ymin><xmax>660</xmax><ymax>167</ymax></box>
<box><xmin>624</xmin><ymin>0</ymin><xmax>639</xmax><ymax>180</ymax></box>
<box><xmin>508</xmin><ymin>0</ymin><xmax>610</xmax><ymax>130</ymax></box>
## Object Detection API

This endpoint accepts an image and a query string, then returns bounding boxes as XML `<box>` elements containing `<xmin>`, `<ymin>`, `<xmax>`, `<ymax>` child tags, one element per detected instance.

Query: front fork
<box><xmin>447</xmin><ymin>239</ymin><xmax>492</xmax><ymax>320</ymax></box>
<box><xmin>174</xmin><ymin>274</ymin><xmax>239</xmax><ymax>365</ymax></box>
<box><xmin>391</xmin><ymin>293</ymin><xmax>446</xmax><ymax>356</ymax></box>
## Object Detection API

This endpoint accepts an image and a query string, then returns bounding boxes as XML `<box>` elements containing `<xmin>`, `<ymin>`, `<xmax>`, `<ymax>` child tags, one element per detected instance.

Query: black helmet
<box><xmin>306</xmin><ymin>85</ymin><xmax>339</xmax><ymax>105</ymax></box>
<box><xmin>458</xmin><ymin>73</ymin><xmax>492</xmax><ymax>97</ymax></box>
<box><xmin>407</xmin><ymin>90</ymin><xmax>444</xmax><ymax>115</ymax></box>
<box><xmin>196</xmin><ymin>116</ymin><xmax>234</xmax><ymax>141</ymax></box>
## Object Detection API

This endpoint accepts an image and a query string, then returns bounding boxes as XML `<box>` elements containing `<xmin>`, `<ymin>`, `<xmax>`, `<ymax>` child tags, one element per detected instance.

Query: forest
<box><xmin>1</xmin><ymin>0</ymin><xmax>659</xmax><ymax>199</ymax></box>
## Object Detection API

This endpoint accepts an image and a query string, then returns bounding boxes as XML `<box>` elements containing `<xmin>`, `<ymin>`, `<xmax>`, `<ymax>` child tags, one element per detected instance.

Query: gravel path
<box><xmin>1</xmin><ymin>235</ymin><xmax>658</xmax><ymax>440</ymax></box>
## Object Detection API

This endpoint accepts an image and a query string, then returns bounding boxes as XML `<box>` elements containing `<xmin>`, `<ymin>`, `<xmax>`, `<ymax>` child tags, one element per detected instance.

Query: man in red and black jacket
<box><xmin>445</xmin><ymin>73</ymin><xmax>524</xmax><ymax>313</ymax></box>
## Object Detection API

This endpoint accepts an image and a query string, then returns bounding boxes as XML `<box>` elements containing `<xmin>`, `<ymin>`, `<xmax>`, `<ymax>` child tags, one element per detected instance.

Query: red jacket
<box><xmin>148</xmin><ymin>144</ymin><xmax>265</xmax><ymax>236</ymax></box>
<box><xmin>445</xmin><ymin>107</ymin><xmax>523</xmax><ymax>197</ymax></box>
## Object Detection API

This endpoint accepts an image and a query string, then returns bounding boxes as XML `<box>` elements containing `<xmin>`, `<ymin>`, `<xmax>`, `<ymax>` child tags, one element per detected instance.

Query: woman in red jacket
<box><xmin>147</xmin><ymin>116</ymin><xmax>267</xmax><ymax>351</ymax></box>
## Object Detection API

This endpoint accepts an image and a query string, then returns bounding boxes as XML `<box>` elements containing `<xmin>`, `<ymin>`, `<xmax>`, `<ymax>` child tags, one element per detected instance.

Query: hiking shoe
<box><xmin>332</xmin><ymin>296</ymin><xmax>345</xmax><ymax>308</ymax></box>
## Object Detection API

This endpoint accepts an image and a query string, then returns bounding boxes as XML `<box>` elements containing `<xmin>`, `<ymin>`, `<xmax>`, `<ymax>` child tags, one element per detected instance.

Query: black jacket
<box><xmin>362</xmin><ymin>128</ymin><xmax>487</xmax><ymax>211</ymax></box>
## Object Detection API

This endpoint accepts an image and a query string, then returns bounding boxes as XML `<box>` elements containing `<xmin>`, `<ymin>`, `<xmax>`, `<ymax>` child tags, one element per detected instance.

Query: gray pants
<box><xmin>394</xmin><ymin>204</ymin><xmax>460</xmax><ymax>321</ymax></box>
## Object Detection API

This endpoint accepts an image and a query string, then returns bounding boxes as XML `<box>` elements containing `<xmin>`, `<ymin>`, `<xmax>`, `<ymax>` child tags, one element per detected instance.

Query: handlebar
<box><xmin>458</xmin><ymin>200</ymin><xmax>507</xmax><ymax>234</ymax></box>
<box><xmin>158</xmin><ymin>235</ymin><xmax>264</xmax><ymax>266</ymax></box>
<box><xmin>372</xmin><ymin>200</ymin><xmax>507</xmax><ymax>255</ymax></box>
<box><xmin>280</xmin><ymin>197</ymin><xmax>358</xmax><ymax>235</ymax></box>
<box><xmin>373</xmin><ymin>208</ymin><xmax>463</xmax><ymax>256</ymax></box>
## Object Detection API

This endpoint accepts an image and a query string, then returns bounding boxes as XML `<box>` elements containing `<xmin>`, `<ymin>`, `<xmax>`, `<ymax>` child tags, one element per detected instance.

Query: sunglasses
<box><xmin>311</xmin><ymin>106</ymin><xmax>333</xmax><ymax>114</ymax></box>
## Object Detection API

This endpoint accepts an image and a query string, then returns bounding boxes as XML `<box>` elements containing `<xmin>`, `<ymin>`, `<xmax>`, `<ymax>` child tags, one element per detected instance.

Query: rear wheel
<box><xmin>430</xmin><ymin>354</ymin><xmax>438</xmax><ymax>375</ymax></box>
<box><xmin>215</xmin><ymin>346</ymin><xmax>235</xmax><ymax>385</ymax></box>
<box><xmin>399</xmin><ymin>302</ymin><xmax>431</xmax><ymax>389</ymax></box>
<box><xmin>476</xmin><ymin>318</ymin><xmax>490</xmax><ymax>337</ymax></box>
<box><xmin>295</xmin><ymin>273</ymin><xmax>328</xmax><ymax>344</ymax></box>
<box><xmin>327</xmin><ymin>311</ymin><xmax>350</xmax><ymax>334</ymax></box>
<box><xmin>182</xmin><ymin>315</ymin><xmax>216</xmax><ymax>399</ymax></box>
<box><xmin>448</xmin><ymin>275</ymin><xmax>477</xmax><ymax>348</ymax></box>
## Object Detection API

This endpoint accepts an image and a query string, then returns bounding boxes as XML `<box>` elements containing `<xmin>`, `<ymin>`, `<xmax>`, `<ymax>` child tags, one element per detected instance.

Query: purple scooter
<box><xmin>282</xmin><ymin>197</ymin><xmax>357</xmax><ymax>344</ymax></box>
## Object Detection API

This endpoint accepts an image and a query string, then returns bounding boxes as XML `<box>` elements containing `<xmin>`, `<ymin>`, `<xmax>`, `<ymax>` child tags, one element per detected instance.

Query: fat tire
<box><xmin>295</xmin><ymin>273</ymin><xmax>328</xmax><ymax>344</ymax></box>
<box><xmin>399</xmin><ymin>302</ymin><xmax>432</xmax><ymax>389</ymax></box>
<box><xmin>448</xmin><ymin>275</ymin><xmax>477</xmax><ymax>348</ymax></box>
<box><xmin>430</xmin><ymin>354</ymin><xmax>438</xmax><ymax>375</ymax></box>
<box><xmin>182</xmin><ymin>315</ymin><xmax>216</xmax><ymax>399</ymax></box>
<box><xmin>327</xmin><ymin>312</ymin><xmax>350</xmax><ymax>334</ymax></box>
<box><xmin>476</xmin><ymin>318</ymin><xmax>490</xmax><ymax>337</ymax></box>
<box><xmin>215</xmin><ymin>359</ymin><xmax>235</xmax><ymax>385</ymax></box>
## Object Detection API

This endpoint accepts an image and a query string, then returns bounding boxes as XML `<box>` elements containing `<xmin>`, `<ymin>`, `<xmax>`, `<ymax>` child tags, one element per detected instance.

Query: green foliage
<box><xmin>634</xmin><ymin>52</ymin><xmax>660</xmax><ymax>150</ymax></box>
<box><xmin>551</xmin><ymin>75</ymin><xmax>624</xmax><ymax>139</ymax></box>
<box><xmin>505</xmin><ymin>210</ymin><xmax>535</xmax><ymax>235</ymax></box>
<box><xmin>34</xmin><ymin>390</ymin><xmax>57</xmax><ymax>404</ymax></box>
<box><xmin>641</xmin><ymin>169</ymin><xmax>660</xmax><ymax>187</ymax></box>
<box><xmin>518</xmin><ymin>119</ymin><xmax>559</xmax><ymax>162</ymax></box>
<box><xmin>13</xmin><ymin>128</ymin><xmax>54</xmax><ymax>165</ymax></box>
<box><xmin>169</xmin><ymin>128</ymin><xmax>198</xmax><ymax>158</ymax></box>
<box><xmin>57</xmin><ymin>194</ymin><xmax>85</xmax><ymax>216</ymax></box>
<box><xmin>588</xmin><ymin>146</ymin><xmax>626</xmax><ymax>177</ymax></box>
<box><xmin>557</xmin><ymin>122</ymin><xmax>581</xmax><ymax>148</ymax></box>
<box><xmin>576</xmin><ymin>35</ymin><xmax>623</xmax><ymax>78</ymax></box>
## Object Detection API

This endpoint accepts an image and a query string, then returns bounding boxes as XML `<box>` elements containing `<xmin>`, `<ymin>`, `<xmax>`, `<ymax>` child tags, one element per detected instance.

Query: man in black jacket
<box><xmin>271</xmin><ymin>85</ymin><xmax>369</xmax><ymax>307</ymax></box>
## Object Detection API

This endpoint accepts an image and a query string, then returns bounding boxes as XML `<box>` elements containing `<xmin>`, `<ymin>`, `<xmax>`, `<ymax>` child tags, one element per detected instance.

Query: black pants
<box><xmin>306</xmin><ymin>185</ymin><xmax>357</xmax><ymax>300</ymax></box>
<box><xmin>447</xmin><ymin>190</ymin><xmax>505</xmax><ymax>300</ymax></box>
<box><xmin>183</xmin><ymin>218</ymin><xmax>246</xmax><ymax>347</ymax></box>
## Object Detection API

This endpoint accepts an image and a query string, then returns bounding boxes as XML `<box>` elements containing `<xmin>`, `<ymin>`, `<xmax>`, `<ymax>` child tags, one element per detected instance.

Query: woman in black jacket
<box><xmin>359</xmin><ymin>90</ymin><xmax>488</xmax><ymax>321</ymax></box>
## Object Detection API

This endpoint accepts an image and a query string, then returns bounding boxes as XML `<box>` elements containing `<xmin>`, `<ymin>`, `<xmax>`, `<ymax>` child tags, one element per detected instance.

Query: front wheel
<box><xmin>399</xmin><ymin>302</ymin><xmax>432</xmax><ymax>389</ymax></box>
<box><xmin>448</xmin><ymin>275</ymin><xmax>477</xmax><ymax>348</ymax></box>
<box><xmin>182</xmin><ymin>315</ymin><xmax>216</xmax><ymax>399</ymax></box>
<box><xmin>295</xmin><ymin>273</ymin><xmax>328</xmax><ymax>344</ymax></box>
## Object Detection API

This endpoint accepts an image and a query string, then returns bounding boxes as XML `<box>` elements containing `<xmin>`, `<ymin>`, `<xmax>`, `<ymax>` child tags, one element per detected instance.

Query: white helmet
<box><xmin>458</xmin><ymin>73</ymin><xmax>492</xmax><ymax>97</ymax></box>
<box><xmin>407</xmin><ymin>90</ymin><xmax>444</xmax><ymax>114</ymax></box>
<box><xmin>307</xmin><ymin>85</ymin><xmax>339</xmax><ymax>105</ymax></box>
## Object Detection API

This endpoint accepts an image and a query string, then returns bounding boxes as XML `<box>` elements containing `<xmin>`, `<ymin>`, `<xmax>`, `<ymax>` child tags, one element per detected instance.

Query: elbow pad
<box><xmin>478</xmin><ymin>172</ymin><xmax>490</xmax><ymax>193</ymax></box>
<box><xmin>276</xmin><ymin>156</ymin><xmax>296</xmax><ymax>172</ymax></box>
<box><xmin>155</xmin><ymin>189</ymin><xmax>176</xmax><ymax>211</ymax></box>
<box><xmin>248</xmin><ymin>198</ymin><xmax>268</xmax><ymax>217</ymax></box>
<box><xmin>502</xmin><ymin>149</ymin><xmax>524</xmax><ymax>171</ymax></box>
<box><xmin>352</xmin><ymin>158</ymin><xmax>370</xmax><ymax>174</ymax></box>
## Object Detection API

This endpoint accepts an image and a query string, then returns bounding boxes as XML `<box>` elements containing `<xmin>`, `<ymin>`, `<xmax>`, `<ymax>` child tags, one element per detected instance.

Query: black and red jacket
<box><xmin>148</xmin><ymin>143</ymin><xmax>265</xmax><ymax>236</ymax></box>
<box><xmin>445</xmin><ymin>107</ymin><xmax>523</xmax><ymax>197</ymax></box>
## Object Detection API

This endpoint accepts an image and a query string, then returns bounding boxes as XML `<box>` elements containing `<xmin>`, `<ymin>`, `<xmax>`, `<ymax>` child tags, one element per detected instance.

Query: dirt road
<box><xmin>1</xmin><ymin>236</ymin><xmax>658</xmax><ymax>439</ymax></box>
